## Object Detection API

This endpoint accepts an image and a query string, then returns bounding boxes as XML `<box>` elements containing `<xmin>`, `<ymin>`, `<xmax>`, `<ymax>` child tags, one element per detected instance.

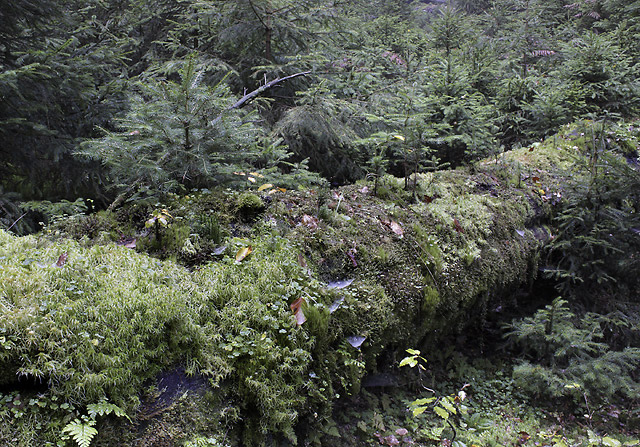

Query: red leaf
<box><xmin>290</xmin><ymin>298</ymin><xmax>307</xmax><ymax>326</ymax></box>
<box><xmin>55</xmin><ymin>252</ymin><xmax>68</xmax><ymax>267</ymax></box>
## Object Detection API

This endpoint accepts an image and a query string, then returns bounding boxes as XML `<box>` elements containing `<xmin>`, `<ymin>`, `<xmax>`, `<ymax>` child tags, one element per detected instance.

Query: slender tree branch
<box><xmin>7</xmin><ymin>212</ymin><xmax>27</xmax><ymax>232</ymax></box>
<box><xmin>211</xmin><ymin>71</ymin><xmax>311</xmax><ymax>125</ymax></box>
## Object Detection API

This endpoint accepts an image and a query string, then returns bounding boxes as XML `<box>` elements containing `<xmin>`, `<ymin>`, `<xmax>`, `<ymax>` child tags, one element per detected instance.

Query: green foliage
<box><xmin>506</xmin><ymin>298</ymin><xmax>640</xmax><ymax>404</ymax></box>
<box><xmin>62</xmin><ymin>417</ymin><xmax>97</xmax><ymax>447</ymax></box>
<box><xmin>400</xmin><ymin>349</ymin><xmax>470</xmax><ymax>442</ymax></box>
<box><xmin>0</xmin><ymin>226</ymin><xmax>393</xmax><ymax>444</ymax></box>
<box><xmin>61</xmin><ymin>398</ymin><xmax>128</xmax><ymax>447</ymax></box>
<box><xmin>79</xmin><ymin>55</ymin><xmax>261</xmax><ymax>197</ymax></box>
<box><xmin>546</xmin><ymin>120</ymin><xmax>640</xmax><ymax>296</ymax></box>
<box><xmin>274</xmin><ymin>81</ymin><xmax>361</xmax><ymax>183</ymax></box>
<box><xmin>558</xmin><ymin>32</ymin><xmax>640</xmax><ymax>116</ymax></box>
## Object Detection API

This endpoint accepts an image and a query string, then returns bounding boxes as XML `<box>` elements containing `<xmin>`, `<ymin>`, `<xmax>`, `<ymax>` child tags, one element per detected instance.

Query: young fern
<box><xmin>62</xmin><ymin>417</ymin><xmax>98</xmax><ymax>447</ymax></box>
<box><xmin>62</xmin><ymin>399</ymin><xmax>129</xmax><ymax>447</ymax></box>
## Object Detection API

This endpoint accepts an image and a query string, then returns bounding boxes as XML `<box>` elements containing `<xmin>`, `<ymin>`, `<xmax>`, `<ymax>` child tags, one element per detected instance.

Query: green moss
<box><xmin>8</xmin><ymin>121</ymin><xmax>611</xmax><ymax>445</ymax></box>
<box><xmin>235</xmin><ymin>193</ymin><xmax>264</xmax><ymax>214</ymax></box>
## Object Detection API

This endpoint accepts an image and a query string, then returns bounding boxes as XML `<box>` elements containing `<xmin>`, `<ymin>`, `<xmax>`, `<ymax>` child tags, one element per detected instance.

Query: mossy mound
<box><xmin>4</xmin><ymin>121</ymin><xmax>632</xmax><ymax>445</ymax></box>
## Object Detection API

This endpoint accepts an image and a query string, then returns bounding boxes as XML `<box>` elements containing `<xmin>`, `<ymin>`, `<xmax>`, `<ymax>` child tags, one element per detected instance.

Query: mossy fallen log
<box><xmin>0</xmin><ymin>133</ymin><xmax>587</xmax><ymax>446</ymax></box>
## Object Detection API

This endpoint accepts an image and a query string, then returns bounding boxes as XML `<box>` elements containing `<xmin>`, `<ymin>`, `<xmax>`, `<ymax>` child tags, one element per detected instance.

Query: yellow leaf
<box><xmin>248</xmin><ymin>177</ymin><xmax>256</xmax><ymax>183</ymax></box>
<box><xmin>393</xmin><ymin>135</ymin><xmax>405</xmax><ymax>141</ymax></box>
<box><xmin>258</xmin><ymin>183</ymin><xmax>273</xmax><ymax>192</ymax></box>
<box><xmin>235</xmin><ymin>246</ymin><xmax>253</xmax><ymax>263</ymax></box>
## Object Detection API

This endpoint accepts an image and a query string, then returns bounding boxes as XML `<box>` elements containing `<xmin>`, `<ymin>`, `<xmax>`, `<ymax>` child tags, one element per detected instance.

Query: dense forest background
<box><xmin>1</xmin><ymin>1</ymin><xmax>639</xmax><ymax>446</ymax></box>
<box><xmin>2</xmin><ymin>0</ymin><xmax>639</xmax><ymax>211</ymax></box>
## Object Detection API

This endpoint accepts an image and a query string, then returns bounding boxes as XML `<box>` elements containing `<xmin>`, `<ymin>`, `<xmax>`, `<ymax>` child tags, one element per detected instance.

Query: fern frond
<box><xmin>62</xmin><ymin>418</ymin><xmax>98</xmax><ymax>447</ymax></box>
<box><xmin>87</xmin><ymin>398</ymin><xmax>130</xmax><ymax>421</ymax></box>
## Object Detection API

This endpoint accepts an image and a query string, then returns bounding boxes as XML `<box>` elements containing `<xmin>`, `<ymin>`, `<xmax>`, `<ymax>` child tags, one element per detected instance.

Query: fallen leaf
<box><xmin>453</xmin><ymin>218</ymin><xmax>464</xmax><ymax>233</ymax></box>
<box><xmin>532</xmin><ymin>176</ymin><xmax>540</xmax><ymax>182</ymax></box>
<box><xmin>290</xmin><ymin>297</ymin><xmax>307</xmax><ymax>326</ymax></box>
<box><xmin>212</xmin><ymin>245</ymin><xmax>227</xmax><ymax>255</ymax></box>
<box><xmin>128</xmin><ymin>130</ymin><xmax>140</xmax><ymax>136</ymax></box>
<box><xmin>347</xmin><ymin>248</ymin><xmax>357</xmax><ymax>266</ymax></box>
<box><xmin>329</xmin><ymin>296</ymin><xmax>344</xmax><ymax>313</ymax></box>
<box><xmin>258</xmin><ymin>183</ymin><xmax>273</xmax><ymax>192</ymax></box>
<box><xmin>235</xmin><ymin>246</ymin><xmax>252</xmax><ymax>263</ymax></box>
<box><xmin>297</xmin><ymin>253</ymin><xmax>307</xmax><ymax>268</ymax></box>
<box><xmin>359</xmin><ymin>186</ymin><xmax>369</xmax><ymax>194</ymax></box>
<box><xmin>247</xmin><ymin>176</ymin><xmax>256</xmax><ymax>183</ymax></box>
<box><xmin>117</xmin><ymin>237</ymin><xmax>136</xmax><ymax>248</ymax></box>
<box><xmin>516</xmin><ymin>229</ymin><xmax>525</xmax><ymax>237</ymax></box>
<box><xmin>424</xmin><ymin>195</ymin><xmax>434</xmax><ymax>203</ymax></box>
<box><xmin>382</xmin><ymin>434</ymin><xmax>399</xmax><ymax>446</ymax></box>
<box><xmin>327</xmin><ymin>279</ymin><xmax>354</xmax><ymax>289</ymax></box>
<box><xmin>389</xmin><ymin>221</ymin><xmax>404</xmax><ymax>238</ymax></box>
<box><xmin>55</xmin><ymin>252</ymin><xmax>68</xmax><ymax>268</ymax></box>
<box><xmin>347</xmin><ymin>335</ymin><xmax>366</xmax><ymax>348</ymax></box>
<box><xmin>518</xmin><ymin>431</ymin><xmax>531</xmax><ymax>442</ymax></box>
<box><xmin>302</xmin><ymin>214</ymin><xmax>319</xmax><ymax>230</ymax></box>
<box><xmin>395</xmin><ymin>428</ymin><xmax>408</xmax><ymax>436</ymax></box>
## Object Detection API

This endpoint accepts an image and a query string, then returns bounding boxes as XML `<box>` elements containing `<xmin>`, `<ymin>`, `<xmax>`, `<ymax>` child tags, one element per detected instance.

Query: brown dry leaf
<box><xmin>302</xmin><ymin>214</ymin><xmax>319</xmax><ymax>230</ymax></box>
<box><xmin>290</xmin><ymin>297</ymin><xmax>307</xmax><ymax>326</ymax></box>
<box><xmin>453</xmin><ymin>218</ymin><xmax>464</xmax><ymax>233</ymax></box>
<box><xmin>382</xmin><ymin>434</ymin><xmax>399</xmax><ymax>446</ymax></box>
<box><xmin>55</xmin><ymin>252</ymin><xmax>68</xmax><ymax>267</ymax></box>
<box><xmin>235</xmin><ymin>246</ymin><xmax>253</xmax><ymax>263</ymax></box>
<box><xmin>389</xmin><ymin>221</ymin><xmax>404</xmax><ymax>238</ymax></box>
<box><xmin>297</xmin><ymin>253</ymin><xmax>307</xmax><ymax>269</ymax></box>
